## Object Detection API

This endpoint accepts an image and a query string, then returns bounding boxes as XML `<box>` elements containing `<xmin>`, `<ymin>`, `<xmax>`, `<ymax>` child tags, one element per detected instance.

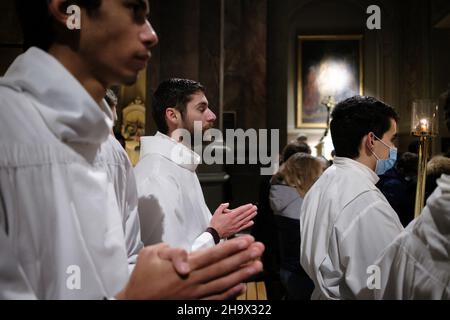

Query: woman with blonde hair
<box><xmin>269</xmin><ymin>152</ymin><xmax>323</xmax><ymax>300</ymax></box>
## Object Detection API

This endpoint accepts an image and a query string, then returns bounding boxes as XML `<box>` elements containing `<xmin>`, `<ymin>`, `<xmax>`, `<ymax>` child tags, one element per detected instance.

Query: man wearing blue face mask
<box><xmin>371</xmin><ymin>135</ymin><xmax>398</xmax><ymax>175</ymax></box>
<box><xmin>300</xmin><ymin>96</ymin><xmax>404</xmax><ymax>300</ymax></box>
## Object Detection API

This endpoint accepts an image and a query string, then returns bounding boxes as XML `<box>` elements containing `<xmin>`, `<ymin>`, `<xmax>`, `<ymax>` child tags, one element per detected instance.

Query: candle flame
<box><xmin>419</xmin><ymin>118</ymin><xmax>429</xmax><ymax>133</ymax></box>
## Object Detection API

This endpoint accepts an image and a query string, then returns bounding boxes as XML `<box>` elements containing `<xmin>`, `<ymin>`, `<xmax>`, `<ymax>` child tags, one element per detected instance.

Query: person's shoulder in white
<box><xmin>98</xmin><ymin>135</ymin><xmax>132</xmax><ymax>167</ymax></box>
<box><xmin>135</xmin><ymin>133</ymin><xmax>183</xmax><ymax>184</ymax></box>
<box><xmin>135</xmin><ymin>152</ymin><xmax>175</xmax><ymax>181</ymax></box>
<box><xmin>0</xmin><ymin>77</ymin><xmax>60</xmax><ymax>147</ymax></box>
<box><xmin>359</xmin><ymin>174</ymin><xmax>450</xmax><ymax>300</ymax></box>
<box><xmin>135</xmin><ymin>152</ymin><xmax>181</xmax><ymax>206</ymax></box>
<box><xmin>135</xmin><ymin>131</ymin><xmax>197</xmax><ymax>206</ymax></box>
<box><xmin>301</xmin><ymin>157</ymin><xmax>401</xmax><ymax>240</ymax></box>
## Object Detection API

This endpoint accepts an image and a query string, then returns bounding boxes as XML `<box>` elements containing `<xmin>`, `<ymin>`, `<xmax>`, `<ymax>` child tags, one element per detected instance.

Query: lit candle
<box><xmin>419</xmin><ymin>118</ymin><xmax>429</xmax><ymax>133</ymax></box>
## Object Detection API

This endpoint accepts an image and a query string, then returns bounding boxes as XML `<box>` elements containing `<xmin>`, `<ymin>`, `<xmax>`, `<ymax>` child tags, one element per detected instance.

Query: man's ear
<box><xmin>165</xmin><ymin>108</ymin><xmax>181</xmax><ymax>128</ymax></box>
<box><xmin>366</xmin><ymin>132</ymin><xmax>376</xmax><ymax>150</ymax></box>
<box><xmin>47</xmin><ymin>0</ymin><xmax>72</xmax><ymax>27</ymax></box>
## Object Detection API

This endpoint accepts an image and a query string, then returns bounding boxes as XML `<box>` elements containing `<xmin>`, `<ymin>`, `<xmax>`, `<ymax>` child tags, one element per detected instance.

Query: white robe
<box><xmin>135</xmin><ymin>132</ymin><xmax>215</xmax><ymax>252</ymax></box>
<box><xmin>0</xmin><ymin>228</ymin><xmax>36</xmax><ymax>299</ymax></box>
<box><xmin>359</xmin><ymin>174</ymin><xmax>450</xmax><ymax>299</ymax></box>
<box><xmin>0</xmin><ymin>48</ymin><xmax>129</xmax><ymax>299</ymax></box>
<box><xmin>300</xmin><ymin>157</ymin><xmax>404</xmax><ymax>299</ymax></box>
<box><xmin>95</xmin><ymin>134</ymin><xmax>144</xmax><ymax>273</ymax></box>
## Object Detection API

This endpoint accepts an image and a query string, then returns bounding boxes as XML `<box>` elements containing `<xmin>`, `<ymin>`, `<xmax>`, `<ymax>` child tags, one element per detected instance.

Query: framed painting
<box><xmin>296</xmin><ymin>35</ymin><xmax>363</xmax><ymax>128</ymax></box>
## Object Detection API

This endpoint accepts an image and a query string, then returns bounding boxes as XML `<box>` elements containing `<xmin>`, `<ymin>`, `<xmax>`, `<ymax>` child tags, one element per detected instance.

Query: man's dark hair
<box><xmin>330</xmin><ymin>96</ymin><xmax>399</xmax><ymax>159</ymax></box>
<box><xmin>396</xmin><ymin>152</ymin><xmax>418</xmax><ymax>177</ymax></box>
<box><xmin>152</xmin><ymin>78</ymin><xmax>205</xmax><ymax>134</ymax></box>
<box><xmin>16</xmin><ymin>0</ymin><xmax>102</xmax><ymax>51</ymax></box>
<box><xmin>281</xmin><ymin>142</ymin><xmax>312</xmax><ymax>163</ymax></box>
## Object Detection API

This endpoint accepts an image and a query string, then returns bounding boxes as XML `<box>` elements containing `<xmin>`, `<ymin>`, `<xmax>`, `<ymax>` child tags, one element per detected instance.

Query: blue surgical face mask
<box><xmin>372</xmin><ymin>135</ymin><xmax>397</xmax><ymax>175</ymax></box>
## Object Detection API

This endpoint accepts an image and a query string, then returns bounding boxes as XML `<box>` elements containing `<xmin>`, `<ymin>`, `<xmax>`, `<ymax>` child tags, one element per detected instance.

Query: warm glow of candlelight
<box><xmin>419</xmin><ymin>118</ymin><xmax>429</xmax><ymax>133</ymax></box>
<box><xmin>411</xmin><ymin>100</ymin><xmax>438</xmax><ymax>137</ymax></box>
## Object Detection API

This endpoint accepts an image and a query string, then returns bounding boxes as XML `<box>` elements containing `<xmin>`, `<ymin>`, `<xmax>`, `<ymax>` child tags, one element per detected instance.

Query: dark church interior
<box><xmin>0</xmin><ymin>0</ymin><xmax>449</xmax><ymax>302</ymax></box>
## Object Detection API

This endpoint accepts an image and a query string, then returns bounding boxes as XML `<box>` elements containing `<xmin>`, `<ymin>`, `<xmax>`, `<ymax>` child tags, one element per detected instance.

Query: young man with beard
<box><xmin>135</xmin><ymin>79</ymin><xmax>258</xmax><ymax>251</ymax></box>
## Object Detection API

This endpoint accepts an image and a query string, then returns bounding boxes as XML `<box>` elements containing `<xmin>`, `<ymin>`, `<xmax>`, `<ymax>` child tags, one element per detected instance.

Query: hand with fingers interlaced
<box><xmin>115</xmin><ymin>235</ymin><xmax>264</xmax><ymax>300</ymax></box>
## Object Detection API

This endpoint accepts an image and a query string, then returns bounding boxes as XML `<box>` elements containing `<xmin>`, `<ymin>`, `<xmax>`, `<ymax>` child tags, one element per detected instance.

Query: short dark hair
<box><xmin>152</xmin><ymin>78</ymin><xmax>205</xmax><ymax>134</ymax></box>
<box><xmin>16</xmin><ymin>0</ymin><xmax>102</xmax><ymax>51</ymax></box>
<box><xmin>281</xmin><ymin>142</ymin><xmax>311</xmax><ymax>163</ymax></box>
<box><xmin>396</xmin><ymin>152</ymin><xmax>418</xmax><ymax>177</ymax></box>
<box><xmin>330</xmin><ymin>96</ymin><xmax>399</xmax><ymax>159</ymax></box>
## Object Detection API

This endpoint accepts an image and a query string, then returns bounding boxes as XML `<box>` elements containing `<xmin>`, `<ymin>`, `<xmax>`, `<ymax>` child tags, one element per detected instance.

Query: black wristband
<box><xmin>206</xmin><ymin>227</ymin><xmax>220</xmax><ymax>244</ymax></box>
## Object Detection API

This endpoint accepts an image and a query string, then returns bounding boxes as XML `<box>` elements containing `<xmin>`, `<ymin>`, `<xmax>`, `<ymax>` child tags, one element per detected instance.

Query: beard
<box><xmin>183</xmin><ymin>121</ymin><xmax>213</xmax><ymax>136</ymax></box>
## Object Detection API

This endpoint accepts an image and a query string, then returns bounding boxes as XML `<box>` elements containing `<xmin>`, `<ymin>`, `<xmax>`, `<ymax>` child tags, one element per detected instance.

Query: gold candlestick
<box><xmin>413</xmin><ymin>135</ymin><xmax>430</xmax><ymax>218</ymax></box>
<box><xmin>411</xmin><ymin>101</ymin><xmax>439</xmax><ymax>218</ymax></box>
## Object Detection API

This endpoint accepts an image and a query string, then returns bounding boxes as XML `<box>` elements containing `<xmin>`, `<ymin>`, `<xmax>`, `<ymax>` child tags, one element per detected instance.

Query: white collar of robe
<box><xmin>140</xmin><ymin>132</ymin><xmax>201</xmax><ymax>172</ymax></box>
<box><xmin>333</xmin><ymin>157</ymin><xmax>380</xmax><ymax>185</ymax></box>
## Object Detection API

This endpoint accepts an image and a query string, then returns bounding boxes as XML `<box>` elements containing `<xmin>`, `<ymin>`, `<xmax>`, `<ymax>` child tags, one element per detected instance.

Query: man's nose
<box><xmin>206</xmin><ymin>109</ymin><xmax>217</xmax><ymax>122</ymax></box>
<box><xmin>141</xmin><ymin>20</ymin><xmax>159</xmax><ymax>48</ymax></box>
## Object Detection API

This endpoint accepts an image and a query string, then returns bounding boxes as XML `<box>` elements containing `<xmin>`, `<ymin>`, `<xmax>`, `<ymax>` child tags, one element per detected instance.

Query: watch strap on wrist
<box><xmin>206</xmin><ymin>227</ymin><xmax>220</xmax><ymax>244</ymax></box>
